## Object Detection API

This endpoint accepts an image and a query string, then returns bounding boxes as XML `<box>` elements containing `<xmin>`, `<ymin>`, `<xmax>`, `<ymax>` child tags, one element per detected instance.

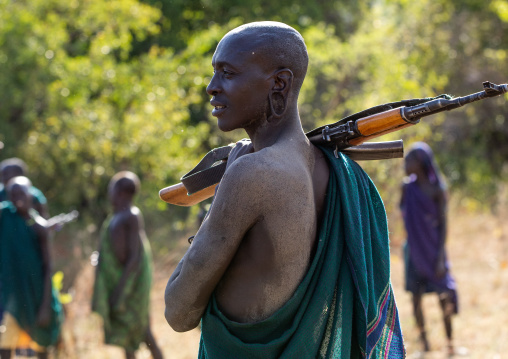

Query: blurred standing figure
<box><xmin>0</xmin><ymin>158</ymin><xmax>49</xmax><ymax>219</ymax></box>
<box><xmin>400</xmin><ymin>142</ymin><xmax>458</xmax><ymax>355</ymax></box>
<box><xmin>0</xmin><ymin>158</ymin><xmax>50</xmax><ymax>344</ymax></box>
<box><xmin>0</xmin><ymin>176</ymin><xmax>63</xmax><ymax>359</ymax></box>
<box><xmin>92</xmin><ymin>171</ymin><xmax>163</xmax><ymax>359</ymax></box>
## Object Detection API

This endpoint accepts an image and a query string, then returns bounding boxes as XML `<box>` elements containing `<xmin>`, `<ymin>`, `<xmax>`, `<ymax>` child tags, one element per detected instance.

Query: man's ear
<box><xmin>272</xmin><ymin>68</ymin><xmax>293</xmax><ymax>93</ymax></box>
<box><xmin>268</xmin><ymin>68</ymin><xmax>293</xmax><ymax>121</ymax></box>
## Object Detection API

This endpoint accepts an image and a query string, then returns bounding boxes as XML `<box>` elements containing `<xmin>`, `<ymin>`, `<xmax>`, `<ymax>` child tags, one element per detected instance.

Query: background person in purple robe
<box><xmin>400</xmin><ymin>142</ymin><xmax>459</xmax><ymax>355</ymax></box>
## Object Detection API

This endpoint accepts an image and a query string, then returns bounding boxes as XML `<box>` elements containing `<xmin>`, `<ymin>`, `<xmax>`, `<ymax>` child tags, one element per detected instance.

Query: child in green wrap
<box><xmin>92</xmin><ymin>171</ymin><xmax>163</xmax><ymax>359</ymax></box>
<box><xmin>0</xmin><ymin>176</ymin><xmax>63</xmax><ymax>359</ymax></box>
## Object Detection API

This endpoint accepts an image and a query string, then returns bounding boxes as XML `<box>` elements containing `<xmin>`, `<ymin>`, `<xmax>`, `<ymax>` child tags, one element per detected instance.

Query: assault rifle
<box><xmin>159</xmin><ymin>81</ymin><xmax>508</xmax><ymax>206</ymax></box>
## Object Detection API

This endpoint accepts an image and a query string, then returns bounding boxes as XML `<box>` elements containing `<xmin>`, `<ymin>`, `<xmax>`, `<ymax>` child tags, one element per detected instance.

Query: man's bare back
<box><xmin>214</xmin><ymin>139</ymin><xmax>329</xmax><ymax>322</ymax></box>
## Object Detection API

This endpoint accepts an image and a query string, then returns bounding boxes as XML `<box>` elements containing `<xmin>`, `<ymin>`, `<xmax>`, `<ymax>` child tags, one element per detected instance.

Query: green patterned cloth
<box><xmin>198</xmin><ymin>147</ymin><xmax>405</xmax><ymax>358</ymax></box>
<box><xmin>0</xmin><ymin>201</ymin><xmax>63</xmax><ymax>347</ymax></box>
<box><xmin>92</xmin><ymin>217</ymin><xmax>153</xmax><ymax>352</ymax></box>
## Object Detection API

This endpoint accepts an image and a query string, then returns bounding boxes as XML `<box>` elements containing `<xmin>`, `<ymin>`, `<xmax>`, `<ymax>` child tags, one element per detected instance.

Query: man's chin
<box><xmin>217</xmin><ymin>120</ymin><xmax>237</xmax><ymax>132</ymax></box>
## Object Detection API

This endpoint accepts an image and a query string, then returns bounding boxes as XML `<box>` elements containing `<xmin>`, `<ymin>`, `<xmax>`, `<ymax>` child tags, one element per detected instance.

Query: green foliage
<box><xmin>135</xmin><ymin>0</ymin><xmax>371</xmax><ymax>52</ymax></box>
<box><xmin>0</xmin><ymin>0</ymin><xmax>507</xmax><ymax>251</ymax></box>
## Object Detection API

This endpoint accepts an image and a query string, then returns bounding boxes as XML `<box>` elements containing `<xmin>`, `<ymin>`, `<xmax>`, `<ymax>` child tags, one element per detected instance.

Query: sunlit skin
<box><xmin>0</xmin><ymin>177</ymin><xmax>51</xmax><ymax>359</ymax></box>
<box><xmin>164</xmin><ymin>22</ymin><xmax>330</xmax><ymax>330</ymax></box>
<box><xmin>401</xmin><ymin>151</ymin><xmax>455</xmax><ymax>354</ymax></box>
<box><xmin>99</xmin><ymin>171</ymin><xmax>163</xmax><ymax>359</ymax></box>
<box><xmin>206</xmin><ymin>34</ymin><xmax>273</xmax><ymax>133</ymax></box>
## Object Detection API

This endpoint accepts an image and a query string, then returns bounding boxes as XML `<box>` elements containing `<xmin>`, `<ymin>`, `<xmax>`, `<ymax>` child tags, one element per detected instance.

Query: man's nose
<box><xmin>206</xmin><ymin>75</ymin><xmax>221</xmax><ymax>96</ymax></box>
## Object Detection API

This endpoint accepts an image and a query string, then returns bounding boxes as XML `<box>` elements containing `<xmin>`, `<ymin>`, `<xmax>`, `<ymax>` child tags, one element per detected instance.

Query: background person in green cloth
<box><xmin>0</xmin><ymin>176</ymin><xmax>63</xmax><ymax>359</ymax></box>
<box><xmin>0</xmin><ymin>158</ymin><xmax>49</xmax><ymax>219</ymax></box>
<box><xmin>0</xmin><ymin>158</ymin><xmax>50</xmax><ymax>343</ymax></box>
<box><xmin>92</xmin><ymin>171</ymin><xmax>163</xmax><ymax>359</ymax></box>
<box><xmin>164</xmin><ymin>21</ymin><xmax>404</xmax><ymax>358</ymax></box>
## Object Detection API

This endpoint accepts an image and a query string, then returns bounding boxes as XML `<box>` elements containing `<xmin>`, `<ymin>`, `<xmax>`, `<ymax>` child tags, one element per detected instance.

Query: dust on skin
<box><xmin>164</xmin><ymin>21</ymin><xmax>330</xmax><ymax>330</ymax></box>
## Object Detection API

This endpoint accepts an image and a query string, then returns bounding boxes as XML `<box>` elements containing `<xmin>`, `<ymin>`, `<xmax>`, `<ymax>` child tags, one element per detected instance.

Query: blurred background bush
<box><xmin>0</xmin><ymin>0</ymin><xmax>507</xmax><ymax>280</ymax></box>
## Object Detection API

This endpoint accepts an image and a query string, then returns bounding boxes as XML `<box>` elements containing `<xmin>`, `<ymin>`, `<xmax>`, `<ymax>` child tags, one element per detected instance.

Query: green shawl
<box><xmin>0</xmin><ymin>202</ymin><xmax>63</xmax><ymax>347</ymax></box>
<box><xmin>198</xmin><ymin>147</ymin><xmax>405</xmax><ymax>358</ymax></box>
<box><xmin>92</xmin><ymin>216</ymin><xmax>153</xmax><ymax>352</ymax></box>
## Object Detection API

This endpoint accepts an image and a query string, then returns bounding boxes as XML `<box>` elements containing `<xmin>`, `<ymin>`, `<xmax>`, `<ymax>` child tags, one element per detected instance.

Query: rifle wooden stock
<box><xmin>349</xmin><ymin>107</ymin><xmax>414</xmax><ymax>146</ymax></box>
<box><xmin>159</xmin><ymin>182</ymin><xmax>218</xmax><ymax>207</ymax></box>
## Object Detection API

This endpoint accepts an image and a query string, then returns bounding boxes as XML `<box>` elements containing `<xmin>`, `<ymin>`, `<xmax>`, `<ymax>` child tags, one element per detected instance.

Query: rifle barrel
<box><xmin>402</xmin><ymin>81</ymin><xmax>508</xmax><ymax>122</ymax></box>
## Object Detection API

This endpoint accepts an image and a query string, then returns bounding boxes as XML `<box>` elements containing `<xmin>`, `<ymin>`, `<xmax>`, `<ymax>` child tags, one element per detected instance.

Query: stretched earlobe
<box><xmin>267</xmin><ymin>69</ymin><xmax>293</xmax><ymax>122</ymax></box>
<box><xmin>268</xmin><ymin>92</ymin><xmax>288</xmax><ymax>120</ymax></box>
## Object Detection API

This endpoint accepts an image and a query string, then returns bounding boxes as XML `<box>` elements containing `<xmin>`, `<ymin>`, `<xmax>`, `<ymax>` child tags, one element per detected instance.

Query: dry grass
<box><xmin>55</xmin><ymin>206</ymin><xmax>508</xmax><ymax>359</ymax></box>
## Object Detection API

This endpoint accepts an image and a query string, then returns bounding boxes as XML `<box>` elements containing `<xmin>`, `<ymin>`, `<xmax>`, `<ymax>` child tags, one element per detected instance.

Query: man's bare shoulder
<box><xmin>225</xmin><ymin>146</ymin><xmax>305</xmax><ymax>188</ymax></box>
<box><xmin>216</xmin><ymin>145</ymin><xmax>313</xmax><ymax>222</ymax></box>
<box><xmin>110</xmin><ymin>207</ymin><xmax>142</xmax><ymax>232</ymax></box>
<box><xmin>118</xmin><ymin>206</ymin><xmax>142</xmax><ymax>219</ymax></box>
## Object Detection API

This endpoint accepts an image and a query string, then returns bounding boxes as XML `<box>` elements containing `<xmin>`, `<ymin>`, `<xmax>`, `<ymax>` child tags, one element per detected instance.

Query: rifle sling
<box><xmin>181</xmin><ymin>145</ymin><xmax>232</xmax><ymax>195</ymax></box>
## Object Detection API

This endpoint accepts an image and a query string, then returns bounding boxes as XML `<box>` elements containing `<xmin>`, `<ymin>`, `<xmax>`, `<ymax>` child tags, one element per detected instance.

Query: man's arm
<box><xmin>33</xmin><ymin>200</ymin><xmax>49</xmax><ymax>220</ymax></box>
<box><xmin>164</xmin><ymin>155</ymin><xmax>266</xmax><ymax>332</ymax></box>
<box><xmin>34</xmin><ymin>223</ymin><xmax>52</xmax><ymax>327</ymax></box>
<box><xmin>30</xmin><ymin>187</ymin><xmax>49</xmax><ymax>219</ymax></box>
<box><xmin>109</xmin><ymin>211</ymin><xmax>142</xmax><ymax>308</ymax></box>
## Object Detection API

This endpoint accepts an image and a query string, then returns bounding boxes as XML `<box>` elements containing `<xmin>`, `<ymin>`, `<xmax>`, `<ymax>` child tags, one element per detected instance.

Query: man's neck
<box><xmin>246</xmin><ymin>108</ymin><xmax>307</xmax><ymax>151</ymax></box>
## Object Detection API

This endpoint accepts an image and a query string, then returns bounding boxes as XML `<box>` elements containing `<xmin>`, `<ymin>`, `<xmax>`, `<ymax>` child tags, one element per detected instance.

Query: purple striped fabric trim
<box><xmin>367</xmin><ymin>284</ymin><xmax>390</xmax><ymax>336</ymax></box>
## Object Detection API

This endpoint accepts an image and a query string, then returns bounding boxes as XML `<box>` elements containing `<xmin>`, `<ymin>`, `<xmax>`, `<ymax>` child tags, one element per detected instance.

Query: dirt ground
<box><xmin>391</xmin><ymin>209</ymin><xmax>508</xmax><ymax>359</ymax></box>
<box><xmin>55</xmin><ymin>207</ymin><xmax>508</xmax><ymax>359</ymax></box>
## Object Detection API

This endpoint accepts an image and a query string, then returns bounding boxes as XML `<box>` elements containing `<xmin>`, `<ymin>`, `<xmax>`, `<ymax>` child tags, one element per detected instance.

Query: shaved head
<box><xmin>6</xmin><ymin>175</ymin><xmax>32</xmax><ymax>192</ymax></box>
<box><xmin>109</xmin><ymin>171</ymin><xmax>140</xmax><ymax>197</ymax></box>
<box><xmin>221</xmin><ymin>21</ymin><xmax>308</xmax><ymax>95</ymax></box>
<box><xmin>6</xmin><ymin>176</ymin><xmax>33</xmax><ymax>212</ymax></box>
<box><xmin>0</xmin><ymin>158</ymin><xmax>28</xmax><ymax>185</ymax></box>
